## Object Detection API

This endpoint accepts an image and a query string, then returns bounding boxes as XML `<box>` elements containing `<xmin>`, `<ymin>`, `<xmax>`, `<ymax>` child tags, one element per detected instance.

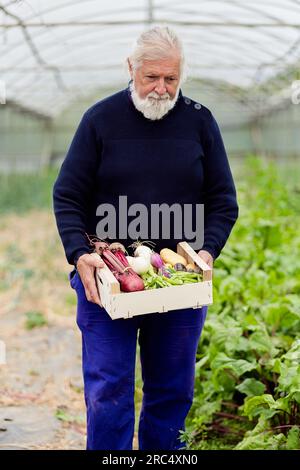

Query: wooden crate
<box><xmin>96</xmin><ymin>241</ymin><xmax>213</xmax><ymax>320</ymax></box>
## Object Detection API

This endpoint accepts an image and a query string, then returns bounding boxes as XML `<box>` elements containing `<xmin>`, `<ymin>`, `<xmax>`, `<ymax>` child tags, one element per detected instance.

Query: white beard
<box><xmin>129</xmin><ymin>81</ymin><xmax>180</xmax><ymax>120</ymax></box>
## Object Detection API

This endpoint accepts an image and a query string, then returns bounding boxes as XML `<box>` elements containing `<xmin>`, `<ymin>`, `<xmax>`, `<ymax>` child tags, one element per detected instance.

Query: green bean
<box><xmin>156</xmin><ymin>278</ymin><xmax>166</xmax><ymax>288</ymax></box>
<box><xmin>167</xmin><ymin>278</ymin><xmax>184</xmax><ymax>285</ymax></box>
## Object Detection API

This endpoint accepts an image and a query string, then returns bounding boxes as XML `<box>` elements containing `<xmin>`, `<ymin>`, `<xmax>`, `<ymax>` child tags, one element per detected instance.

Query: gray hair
<box><xmin>128</xmin><ymin>26</ymin><xmax>186</xmax><ymax>82</ymax></box>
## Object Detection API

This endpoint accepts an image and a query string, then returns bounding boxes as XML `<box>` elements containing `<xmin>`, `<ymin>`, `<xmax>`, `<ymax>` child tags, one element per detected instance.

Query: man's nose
<box><xmin>155</xmin><ymin>78</ymin><xmax>167</xmax><ymax>95</ymax></box>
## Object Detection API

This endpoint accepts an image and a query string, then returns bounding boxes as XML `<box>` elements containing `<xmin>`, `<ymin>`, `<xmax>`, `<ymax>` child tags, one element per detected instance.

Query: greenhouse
<box><xmin>1</xmin><ymin>0</ymin><xmax>300</xmax><ymax>169</ymax></box>
<box><xmin>0</xmin><ymin>0</ymin><xmax>299</xmax><ymax>452</ymax></box>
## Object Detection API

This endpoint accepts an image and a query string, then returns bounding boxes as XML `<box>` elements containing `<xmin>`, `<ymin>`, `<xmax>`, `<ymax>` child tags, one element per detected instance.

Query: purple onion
<box><xmin>151</xmin><ymin>252</ymin><xmax>164</xmax><ymax>269</ymax></box>
<box><xmin>158</xmin><ymin>267</ymin><xmax>171</xmax><ymax>278</ymax></box>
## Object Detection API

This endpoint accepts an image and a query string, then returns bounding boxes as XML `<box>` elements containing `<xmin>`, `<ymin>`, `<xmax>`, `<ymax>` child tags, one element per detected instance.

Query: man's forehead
<box><xmin>141</xmin><ymin>58</ymin><xmax>180</xmax><ymax>75</ymax></box>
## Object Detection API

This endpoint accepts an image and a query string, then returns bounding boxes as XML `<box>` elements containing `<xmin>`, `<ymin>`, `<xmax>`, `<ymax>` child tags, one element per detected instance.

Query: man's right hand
<box><xmin>76</xmin><ymin>253</ymin><xmax>105</xmax><ymax>306</ymax></box>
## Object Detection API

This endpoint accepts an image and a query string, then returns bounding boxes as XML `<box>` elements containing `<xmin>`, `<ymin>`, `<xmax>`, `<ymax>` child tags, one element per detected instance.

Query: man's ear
<box><xmin>127</xmin><ymin>58</ymin><xmax>133</xmax><ymax>80</ymax></box>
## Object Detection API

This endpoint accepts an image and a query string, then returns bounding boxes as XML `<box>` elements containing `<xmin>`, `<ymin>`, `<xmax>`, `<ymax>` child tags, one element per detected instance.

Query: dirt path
<box><xmin>0</xmin><ymin>211</ymin><xmax>140</xmax><ymax>450</ymax></box>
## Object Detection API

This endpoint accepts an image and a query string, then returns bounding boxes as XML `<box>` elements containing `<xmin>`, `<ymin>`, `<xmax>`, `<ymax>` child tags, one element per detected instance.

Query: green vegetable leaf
<box><xmin>236</xmin><ymin>378</ymin><xmax>266</xmax><ymax>397</ymax></box>
<box><xmin>286</xmin><ymin>427</ymin><xmax>300</xmax><ymax>450</ymax></box>
<box><xmin>211</xmin><ymin>352</ymin><xmax>257</xmax><ymax>377</ymax></box>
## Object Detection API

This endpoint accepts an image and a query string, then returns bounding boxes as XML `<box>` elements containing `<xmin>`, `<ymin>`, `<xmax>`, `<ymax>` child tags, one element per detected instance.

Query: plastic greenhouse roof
<box><xmin>1</xmin><ymin>0</ymin><xmax>300</xmax><ymax>124</ymax></box>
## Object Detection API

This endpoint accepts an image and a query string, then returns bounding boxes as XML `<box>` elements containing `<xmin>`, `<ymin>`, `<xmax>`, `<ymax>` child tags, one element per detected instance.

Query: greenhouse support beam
<box><xmin>0</xmin><ymin>5</ymin><xmax>66</xmax><ymax>90</ymax></box>
<box><xmin>1</xmin><ymin>20</ymin><xmax>300</xmax><ymax>28</ymax></box>
<box><xmin>6</xmin><ymin>99</ymin><xmax>52</xmax><ymax>122</ymax></box>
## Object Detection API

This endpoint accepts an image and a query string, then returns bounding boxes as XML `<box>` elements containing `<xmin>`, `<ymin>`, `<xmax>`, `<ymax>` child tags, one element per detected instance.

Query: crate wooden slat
<box><xmin>177</xmin><ymin>241</ymin><xmax>212</xmax><ymax>281</ymax></box>
<box><xmin>96</xmin><ymin>242</ymin><xmax>213</xmax><ymax>320</ymax></box>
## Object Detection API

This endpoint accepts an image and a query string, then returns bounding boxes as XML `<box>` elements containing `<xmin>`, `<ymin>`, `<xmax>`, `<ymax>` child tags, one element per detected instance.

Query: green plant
<box><xmin>25</xmin><ymin>311</ymin><xmax>48</xmax><ymax>330</ymax></box>
<box><xmin>187</xmin><ymin>156</ymin><xmax>300</xmax><ymax>450</ymax></box>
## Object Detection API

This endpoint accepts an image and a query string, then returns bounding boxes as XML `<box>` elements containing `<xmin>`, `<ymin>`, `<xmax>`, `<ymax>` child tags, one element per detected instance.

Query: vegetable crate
<box><xmin>96</xmin><ymin>241</ymin><xmax>213</xmax><ymax>320</ymax></box>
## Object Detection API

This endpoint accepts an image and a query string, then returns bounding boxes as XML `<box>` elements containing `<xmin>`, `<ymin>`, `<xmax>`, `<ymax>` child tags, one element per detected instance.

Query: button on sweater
<box><xmin>53</xmin><ymin>86</ymin><xmax>239</xmax><ymax>265</ymax></box>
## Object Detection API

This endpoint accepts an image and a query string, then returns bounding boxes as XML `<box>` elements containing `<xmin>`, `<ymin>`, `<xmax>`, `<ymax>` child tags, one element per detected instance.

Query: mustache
<box><xmin>147</xmin><ymin>92</ymin><xmax>171</xmax><ymax>101</ymax></box>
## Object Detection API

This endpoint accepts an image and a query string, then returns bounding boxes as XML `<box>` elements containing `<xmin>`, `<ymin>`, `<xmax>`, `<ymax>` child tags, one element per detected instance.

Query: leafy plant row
<box><xmin>185</xmin><ymin>156</ymin><xmax>300</xmax><ymax>450</ymax></box>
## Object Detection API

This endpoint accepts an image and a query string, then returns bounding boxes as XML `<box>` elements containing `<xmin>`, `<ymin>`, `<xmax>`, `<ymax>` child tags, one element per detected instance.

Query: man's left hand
<box><xmin>197</xmin><ymin>250</ymin><xmax>214</xmax><ymax>270</ymax></box>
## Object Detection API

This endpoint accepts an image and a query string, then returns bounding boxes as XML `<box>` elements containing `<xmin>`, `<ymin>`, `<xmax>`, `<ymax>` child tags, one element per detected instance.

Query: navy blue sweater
<box><xmin>53</xmin><ymin>86</ymin><xmax>238</xmax><ymax>265</ymax></box>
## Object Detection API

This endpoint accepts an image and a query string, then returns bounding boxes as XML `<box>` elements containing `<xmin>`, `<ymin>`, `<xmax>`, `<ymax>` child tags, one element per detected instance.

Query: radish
<box><xmin>109</xmin><ymin>242</ymin><xmax>126</xmax><ymax>253</ymax></box>
<box><xmin>86</xmin><ymin>235</ymin><xmax>144</xmax><ymax>292</ymax></box>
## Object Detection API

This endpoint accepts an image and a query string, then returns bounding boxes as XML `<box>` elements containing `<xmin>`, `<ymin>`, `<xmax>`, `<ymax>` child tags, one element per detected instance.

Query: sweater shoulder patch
<box><xmin>182</xmin><ymin>96</ymin><xmax>212</xmax><ymax>119</ymax></box>
<box><xmin>183</xmin><ymin>96</ymin><xmax>202</xmax><ymax>110</ymax></box>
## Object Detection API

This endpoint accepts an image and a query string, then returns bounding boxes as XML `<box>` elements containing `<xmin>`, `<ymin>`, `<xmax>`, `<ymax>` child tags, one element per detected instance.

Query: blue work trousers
<box><xmin>70</xmin><ymin>270</ymin><xmax>207</xmax><ymax>450</ymax></box>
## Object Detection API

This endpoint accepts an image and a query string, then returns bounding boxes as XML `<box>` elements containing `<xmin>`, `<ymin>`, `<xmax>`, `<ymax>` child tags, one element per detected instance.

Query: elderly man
<box><xmin>53</xmin><ymin>26</ymin><xmax>238</xmax><ymax>450</ymax></box>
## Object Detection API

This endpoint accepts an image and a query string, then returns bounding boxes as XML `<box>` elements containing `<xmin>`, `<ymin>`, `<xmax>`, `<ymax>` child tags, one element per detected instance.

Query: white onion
<box><xmin>134</xmin><ymin>246</ymin><xmax>152</xmax><ymax>260</ymax></box>
<box><xmin>126</xmin><ymin>255</ymin><xmax>150</xmax><ymax>275</ymax></box>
